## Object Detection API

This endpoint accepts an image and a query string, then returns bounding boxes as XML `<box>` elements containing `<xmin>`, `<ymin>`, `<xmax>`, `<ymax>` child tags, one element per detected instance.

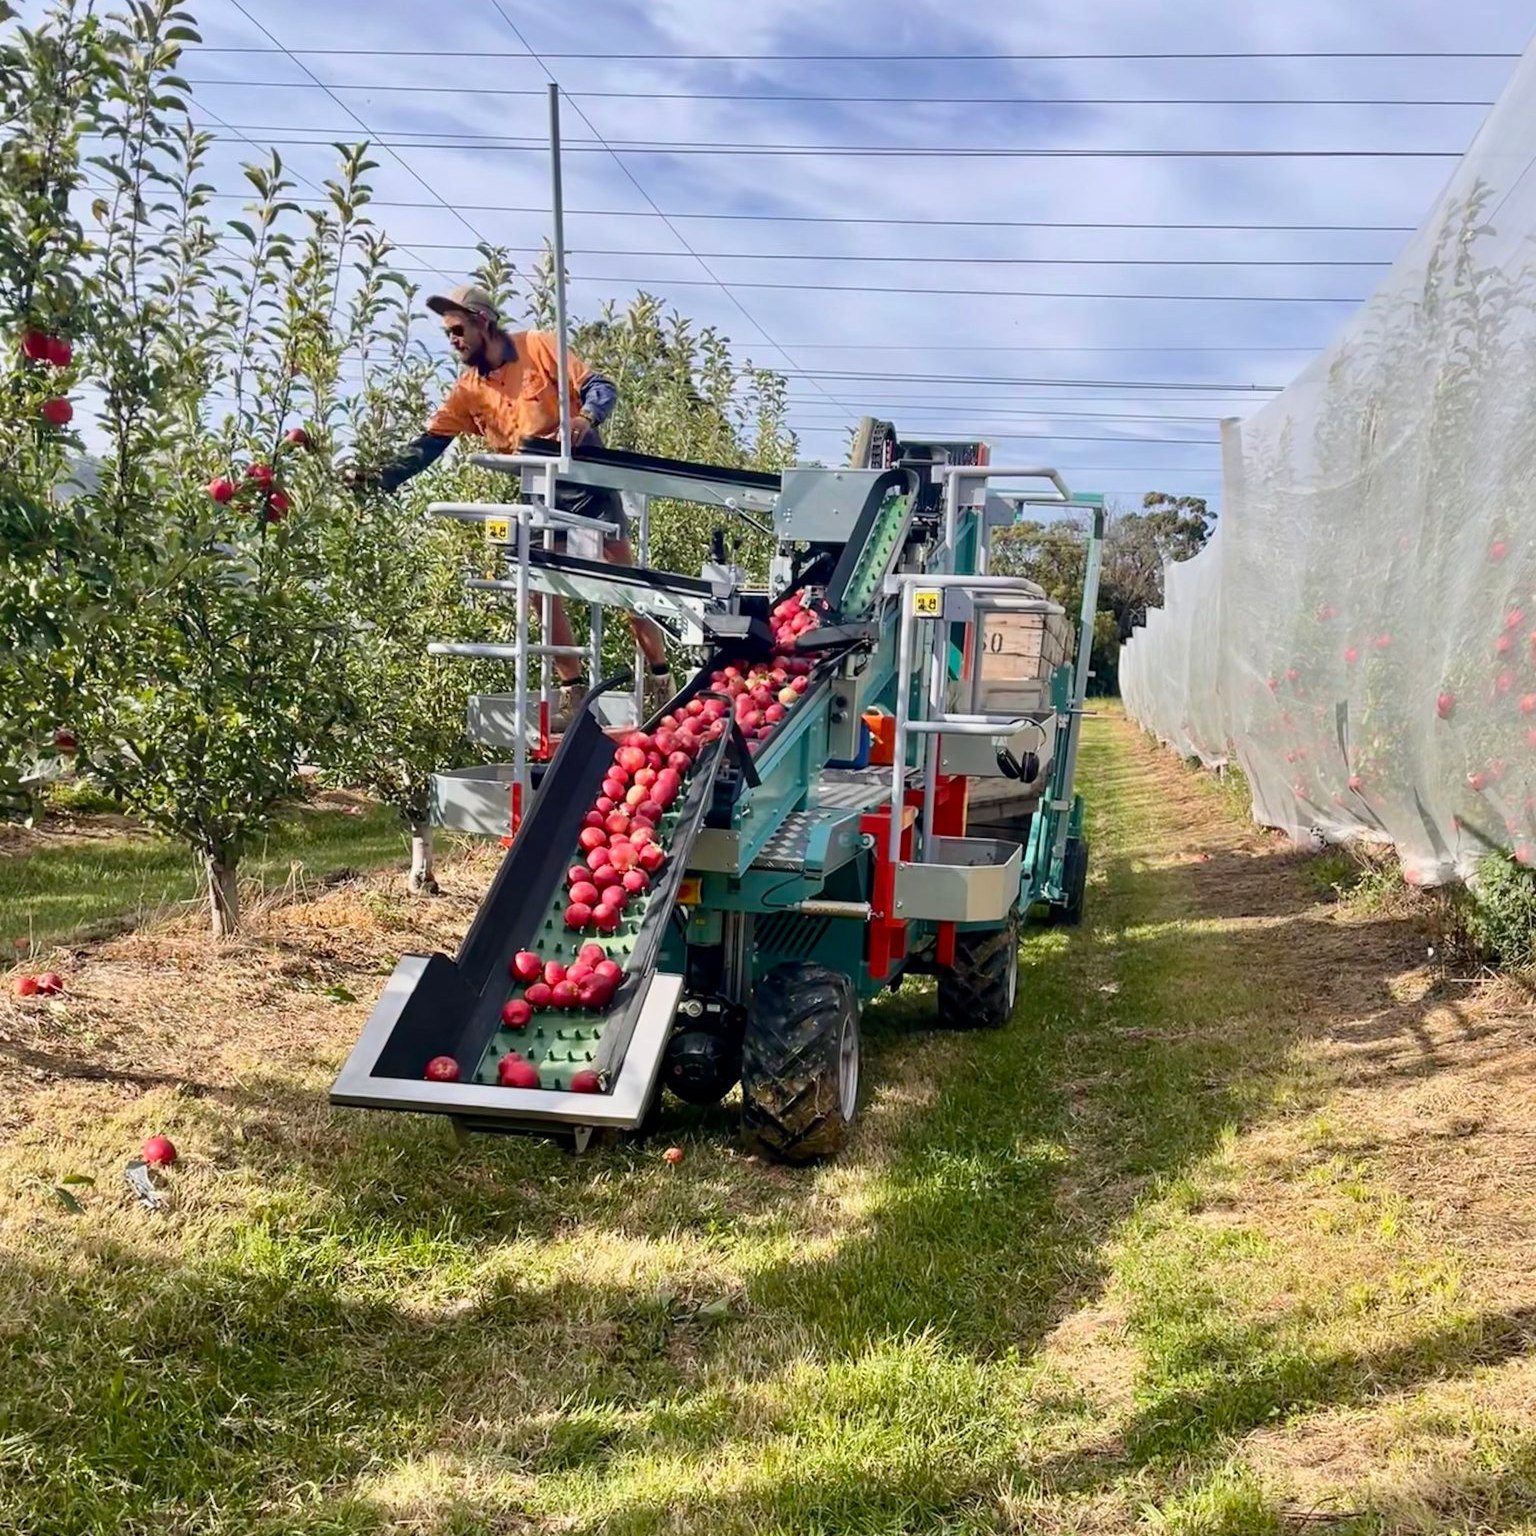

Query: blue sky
<box><xmin>48</xmin><ymin>1</ymin><xmax>1536</xmax><ymax>503</ymax></box>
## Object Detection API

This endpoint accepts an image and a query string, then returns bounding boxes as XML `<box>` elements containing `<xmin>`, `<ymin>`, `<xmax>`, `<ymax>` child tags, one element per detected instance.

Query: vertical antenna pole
<box><xmin>548</xmin><ymin>82</ymin><xmax>572</xmax><ymax>464</ymax></box>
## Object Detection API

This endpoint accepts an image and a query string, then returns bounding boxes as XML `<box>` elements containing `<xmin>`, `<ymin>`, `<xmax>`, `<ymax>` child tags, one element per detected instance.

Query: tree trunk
<box><xmin>204</xmin><ymin>851</ymin><xmax>240</xmax><ymax>937</ymax></box>
<box><xmin>408</xmin><ymin>820</ymin><xmax>439</xmax><ymax>896</ymax></box>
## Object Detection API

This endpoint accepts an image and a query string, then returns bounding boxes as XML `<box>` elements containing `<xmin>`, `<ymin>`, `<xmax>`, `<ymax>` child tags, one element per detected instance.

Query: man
<box><xmin>353</xmin><ymin>282</ymin><xmax>672</xmax><ymax>722</ymax></box>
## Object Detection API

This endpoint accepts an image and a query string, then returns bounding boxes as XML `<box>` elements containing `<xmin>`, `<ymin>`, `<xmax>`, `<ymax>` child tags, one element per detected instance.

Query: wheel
<box><xmin>740</xmin><ymin>963</ymin><xmax>860</xmax><ymax>1164</ymax></box>
<box><xmin>1059</xmin><ymin>836</ymin><xmax>1089</xmax><ymax>927</ymax></box>
<box><xmin>937</xmin><ymin>909</ymin><xmax>1020</xmax><ymax>1030</ymax></box>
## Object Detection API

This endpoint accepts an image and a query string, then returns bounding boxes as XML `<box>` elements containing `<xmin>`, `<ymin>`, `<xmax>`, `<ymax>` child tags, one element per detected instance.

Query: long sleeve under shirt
<box><xmin>375</xmin><ymin>329</ymin><xmax>617</xmax><ymax>493</ymax></box>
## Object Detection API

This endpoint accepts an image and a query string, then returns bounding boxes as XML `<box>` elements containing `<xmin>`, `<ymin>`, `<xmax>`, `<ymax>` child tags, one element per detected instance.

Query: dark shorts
<box><xmin>553</xmin><ymin>481</ymin><xmax>628</xmax><ymax>546</ymax></box>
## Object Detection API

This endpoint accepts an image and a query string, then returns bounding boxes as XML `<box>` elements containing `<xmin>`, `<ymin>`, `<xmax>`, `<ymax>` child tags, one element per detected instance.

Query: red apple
<box><xmin>511</xmin><ymin>950</ymin><xmax>543</xmax><ymax>983</ymax></box>
<box><xmin>265</xmin><ymin>490</ymin><xmax>291</xmax><ymax>522</ymax></box>
<box><xmin>498</xmin><ymin>1054</ymin><xmax>541</xmax><ymax>1089</ymax></box>
<box><xmin>569</xmin><ymin>1069</ymin><xmax>601</xmax><ymax>1094</ymax></box>
<box><xmin>583</xmin><ymin>810</ymin><xmax>606</xmax><ymax>830</ymax></box>
<box><xmin>594</xmin><ymin>796</ymin><xmax>615</xmax><ymax>815</ymax></box>
<box><xmin>543</xmin><ymin>960</ymin><xmax>568</xmax><ymax>987</ymax></box>
<box><xmin>501</xmin><ymin>999</ymin><xmax>532</xmax><ymax>1029</ymax></box>
<box><xmin>20</xmin><ymin>330</ymin><xmax>51</xmax><ymax>362</ymax></box>
<box><xmin>245</xmin><ymin>462</ymin><xmax>274</xmax><ymax>487</ymax></box>
<box><xmin>637</xmin><ymin>843</ymin><xmax>666</xmax><ymax>874</ymax></box>
<box><xmin>586</xmin><ymin>846</ymin><xmax>612</xmax><ymax>871</ymax></box>
<box><xmin>564</xmin><ymin>902</ymin><xmax>593</xmax><ymax>930</ymax></box>
<box><xmin>622</xmin><ymin>869</ymin><xmax>649</xmax><ymax>895</ymax></box>
<box><xmin>617</xmin><ymin>745</ymin><xmax>647</xmax><ymax>773</ymax></box>
<box><xmin>569</xmin><ymin>881</ymin><xmax>599</xmax><ymax>907</ymax></box>
<box><xmin>634</xmin><ymin>801</ymin><xmax>662</xmax><ymax>825</ymax></box>
<box><xmin>36</xmin><ymin>972</ymin><xmax>63</xmax><ymax>995</ymax></box>
<box><xmin>1436</xmin><ymin>692</ymin><xmax>1456</xmax><ymax>720</ymax></box>
<box><xmin>424</xmin><ymin>1055</ymin><xmax>461</xmax><ymax>1081</ymax></box>
<box><xmin>634</xmin><ymin>767</ymin><xmax>657</xmax><ymax>789</ymax></box>
<box><xmin>577</xmin><ymin>979</ymin><xmax>612</xmax><ymax>1009</ymax></box>
<box><xmin>46</xmin><ymin>336</ymin><xmax>72</xmax><ymax>368</ymax></box>
<box><xmin>208</xmin><ymin>477</ymin><xmax>235</xmax><ymax>503</ymax></box>
<box><xmin>579</xmin><ymin>942</ymin><xmax>606</xmax><ymax>966</ymax></box>
<box><xmin>667</xmin><ymin>751</ymin><xmax>692</xmax><ymax>773</ymax></box>
<box><xmin>1521</xmin><ymin>696</ymin><xmax>1536</xmax><ymax>716</ymax></box>
<box><xmin>141</xmin><ymin>1135</ymin><xmax>177</xmax><ymax>1167</ymax></box>
<box><xmin>592</xmin><ymin>904</ymin><xmax>621</xmax><ymax>933</ymax></box>
<box><xmin>1497</xmin><ymin>671</ymin><xmax>1516</xmax><ymax>696</ymax></box>
<box><xmin>592</xmin><ymin>864</ymin><xmax>621</xmax><ymax>891</ymax></box>
<box><xmin>606</xmin><ymin>810</ymin><xmax>631</xmax><ymax>835</ymax></box>
<box><xmin>602</xmin><ymin>775</ymin><xmax>626</xmax><ymax>800</ymax></box>
<box><xmin>764</xmin><ymin>704</ymin><xmax>786</xmax><ymax>724</ymax></box>
<box><xmin>654</xmin><ymin>730</ymin><xmax>677</xmax><ymax>754</ymax></box>
<box><xmin>1491</xmin><ymin>539</ymin><xmax>1511</xmax><ymax>562</ymax></box>
<box><xmin>602</xmin><ymin>885</ymin><xmax>630</xmax><ymax>910</ymax></box>
<box><xmin>1468</xmin><ymin>771</ymin><xmax>1488</xmax><ymax>792</ymax></box>
<box><xmin>14</xmin><ymin>975</ymin><xmax>39</xmax><ymax>998</ymax></box>
<box><xmin>629</xmin><ymin>824</ymin><xmax>655</xmax><ymax>848</ymax></box>
<box><xmin>579</xmin><ymin>827</ymin><xmax>608</xmax><ymax>852</ymax></box>
<box><xmin>646</xmin><ymin>750</ymin><xmax>664</xmax><ymax>770</ymax></box>
<box><xmin>284</xmin><ymin>426</ymin><xmax>311</xmax><ymax>448</ymax></box>
<box><xmin>595</xmin><ymin>959</ymin><xmax>623</xmax><ymax>985</ymax></box>
<box><xmin>1344</xmin><ymin>646</ymin><xmax>1359</xmax><ymax>665</ymax></box>
<box><xmin>40</xmin><ymin>397</ymin><xmax>72</xmax><ymax>426</ymax></box>
<box><xmin>53</xmin><ymin>727</ymin><xmax>76</xmax><ymax>753</ymax></box>
<box><xmin>1496</xmin><ymin>634</ymin><xmax>1514</xmax><ymax>656</ymax></box>
<box><xmin>624</xmin><ymin>784</ymin><xmax>647</xmax><ymax>808</ymax></box>
<box><xmin>525</xmin><ymin>981</ymin><xmax>554</xmax><ymax>1010</ymax></box>
<box><xmin>552</xmin><ymin>979</ymin><xmax>582</xmax><ymax>1009</ymax></box>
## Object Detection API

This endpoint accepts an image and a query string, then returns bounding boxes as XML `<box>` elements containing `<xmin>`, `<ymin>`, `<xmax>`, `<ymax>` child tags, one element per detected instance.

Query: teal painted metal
<box><xmin>838</xmin><ymin>489</ymin><xmax>913</xmax><ymax>618</ymax></box>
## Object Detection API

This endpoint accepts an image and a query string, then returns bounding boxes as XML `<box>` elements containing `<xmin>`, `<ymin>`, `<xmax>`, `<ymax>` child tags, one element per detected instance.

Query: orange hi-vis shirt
<box><xmin>427</xmin><ymin>330</ymin><xmax>592</xmax><ymax>450</ymax></box>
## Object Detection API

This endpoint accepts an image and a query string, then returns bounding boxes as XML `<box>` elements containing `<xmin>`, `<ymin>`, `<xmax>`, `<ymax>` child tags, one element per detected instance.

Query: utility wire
<box><xmin>189</xmin><ymin>195</ymin><xmax>1419</xmax><ymax>232</ymax></box>
<box><xmin>223</xmin><ymin>0</ymin><xmax>491</xmax><ymax>255</ymax></box>
<box><xmin>192</xmin><ymin>47</ymin><xmax>1522</xmax><ymax>61</ymax></box>
<box><xmin>184</xmin><ymin>80</ymin><xmax>1500</xmax><ymax>107</ymax></box>
<box><xmin>482</xmin><ymin>1</ymin><xmax>857</xmax><ymax>429</ymax></box>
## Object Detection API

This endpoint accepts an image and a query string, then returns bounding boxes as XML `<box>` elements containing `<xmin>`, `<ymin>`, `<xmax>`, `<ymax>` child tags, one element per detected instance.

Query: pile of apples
<box><xmin>423</xmin><ymin>588</ymin><xmax>827</xmax><ymax>1093</ymax></box>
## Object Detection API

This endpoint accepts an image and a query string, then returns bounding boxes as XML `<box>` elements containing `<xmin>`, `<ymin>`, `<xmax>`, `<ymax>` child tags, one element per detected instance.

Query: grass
<box><xmin>2</xmin><ymin>716</ymin><xmax>1534</xmax><ymax>1533</ymax></box>
<box><xmin>0</xmin><ymin>799</ymin><xmax>410</xmax><ymax>952</ymax></box>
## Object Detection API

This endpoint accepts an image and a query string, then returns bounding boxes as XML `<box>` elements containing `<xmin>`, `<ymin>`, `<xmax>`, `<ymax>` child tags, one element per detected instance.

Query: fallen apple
<box><xmin>14</xmin><ymin>975</ymin><xmax>39</xmax><ymax>998</ymax></box>
<box><xmin>663</xmin><ymin>1146</ymin><xmax>685</xmax><ymax>1166</ymax></box>
<box><xmin>36</xmin><ymin>972</ymin><xmax>63</xmax><ymax>995</ymax></box>
<box><xmin>1436</xmin><ymin>692</ymin><xmax>1456</xmax><ymax>720</ymax></box>
<box><xmin>141</xmin><ymin>1135</ymin><xmax>177</xmax><ymax>1167</ymax></box>
<box><xmin>424</xmin><ymin>1055</ymin><xmax>461</xmax><ymax>1081</ymax></box>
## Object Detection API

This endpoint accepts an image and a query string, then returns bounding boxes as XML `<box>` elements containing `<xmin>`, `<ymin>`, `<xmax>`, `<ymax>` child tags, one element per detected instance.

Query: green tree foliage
<box><xmin>0</xmin><ymin>0</ymin><xmax>798</xmax><ymax>931</ymax></box>
<box><xmin>992</xmin><ymin>492</ymin><xmax>1213</xmax><ymax>694</ymax></box>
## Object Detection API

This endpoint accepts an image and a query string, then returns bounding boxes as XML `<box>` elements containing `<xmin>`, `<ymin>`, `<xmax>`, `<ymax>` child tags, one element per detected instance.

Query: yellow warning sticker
<box><xmin>911</xmin><ymin>588</ymin><xmax>942</xmax><ymax>618</ymax></box>
<box><xmin>485</xmin><ymin>517</ymin><xmax>509</xmax><ymax>542</ymax></box>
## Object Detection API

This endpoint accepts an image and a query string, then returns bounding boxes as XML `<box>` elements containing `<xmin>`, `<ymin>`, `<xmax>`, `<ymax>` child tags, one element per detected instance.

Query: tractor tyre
<box><xmin>937</xmin><ymin>908</ymin><xmax>1020</xmax><ymax>1031</ymax></box>
<box><xmin>740</xmin><ymin>963</ymin><xmax>860</xmax><ymax>1164</ymax></box>
<box><xmin>1060</xmin><ymin>836</ymin><xmax>1089</xmax><ymax>927</ymax></box>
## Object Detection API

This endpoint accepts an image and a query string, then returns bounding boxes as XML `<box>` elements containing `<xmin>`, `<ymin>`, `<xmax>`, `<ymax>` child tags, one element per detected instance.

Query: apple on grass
<box><xmin>36</xmin><ymin>972</ymin><xmax>63</xmax><ymax>995</ymax></box>
<box><xmin>141</xmin><ymin>1135</ymin><xmax>177</xmax><ymax>1167</ymax></box>
<box><xmin>14</xmin><ymin>975</ymin><xmax>39</xmax><ymax>998</ymax></box>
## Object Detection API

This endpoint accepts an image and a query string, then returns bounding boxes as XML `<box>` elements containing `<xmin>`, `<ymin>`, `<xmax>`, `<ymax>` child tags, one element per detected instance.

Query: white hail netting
<box><xmin>1121</xmin><ymin>42</ymin><xmax>1536</xmax><ymax>883</ymax></box>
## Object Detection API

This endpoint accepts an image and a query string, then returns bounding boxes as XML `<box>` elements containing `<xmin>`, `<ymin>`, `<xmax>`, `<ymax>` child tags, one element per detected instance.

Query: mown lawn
<box><xmin>2</xmin><ymin>716</ymin><xmax>1532</xmax><ymax>1534</ymax></box>
<box><xmin>0</xmin><ymin>798</ymin><xmax>409</xmax><ymax>952</ymax></box>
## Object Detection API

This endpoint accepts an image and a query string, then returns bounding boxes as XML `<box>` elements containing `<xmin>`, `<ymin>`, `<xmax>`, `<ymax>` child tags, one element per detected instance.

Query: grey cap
<box><xmin>425</xmin><ymin>282</ymin><xmax>499</xmax><ymax>321</ymax></box>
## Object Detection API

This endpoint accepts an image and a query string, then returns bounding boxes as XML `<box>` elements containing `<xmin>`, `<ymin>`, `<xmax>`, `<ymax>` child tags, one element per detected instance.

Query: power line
<box><xmin>523</xmin><ymin>274</ymin><xmax>1372</xmax><ymax>304</ymax></box>
<box><xmin>784</xmin><ymin>428</ymin><xmax>1221</xmax><ymax>445</ymax></box>
<box><xmin>223</xmin><ymin>0</ymin><xmax>490</xmax><ymax>256</ymax></box>
<box><xmin>188</xmin><ymin>128</ymin><xmax>1468</xmax><ymax>159</ymax></box>
<box><xmin>190</xmin><ymin>194</ymin><xmax>1418</xmax><ymax>232</ymax></box>
<box><xmin>481</xmin><ymin>2</ymin><xmax>858</xmax><ymax>432</ymax></box>
<box><xmin>175</xmin><ymin>226</ymin><xmax>1394</xmax><ymax>267</ymax></box>
<box><xmin>775</xmin><ymin>370</ymin><xmax>1280</xmax><ymax>391</ymax></box>
<box><xmin>185</xmin><ymin>80</ymin><xmax>1500</xmax><ymax>107</ymax></box>
<box><xmin>192</xmin><ymin>47</ymin><xmax>1522</xmax><ymax>61</ymax></box>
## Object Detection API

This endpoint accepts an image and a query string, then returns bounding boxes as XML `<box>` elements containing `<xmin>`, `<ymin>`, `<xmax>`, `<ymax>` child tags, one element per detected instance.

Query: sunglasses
<box><xmin>444</xmin><ymin>322</ymin><xmax>467</xmax><ymax>339</ymax></box>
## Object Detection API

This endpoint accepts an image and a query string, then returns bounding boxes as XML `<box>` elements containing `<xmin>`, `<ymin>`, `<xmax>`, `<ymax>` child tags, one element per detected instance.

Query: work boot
<box><xmin>645</xmin><ymin>667</ymin><xmax>676</xmax><ymax>717</ymax></box>
<box><xmin>552</xmin><ymin>678</ymin><xmax>588</xmax><ymax>732</ymax></box>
